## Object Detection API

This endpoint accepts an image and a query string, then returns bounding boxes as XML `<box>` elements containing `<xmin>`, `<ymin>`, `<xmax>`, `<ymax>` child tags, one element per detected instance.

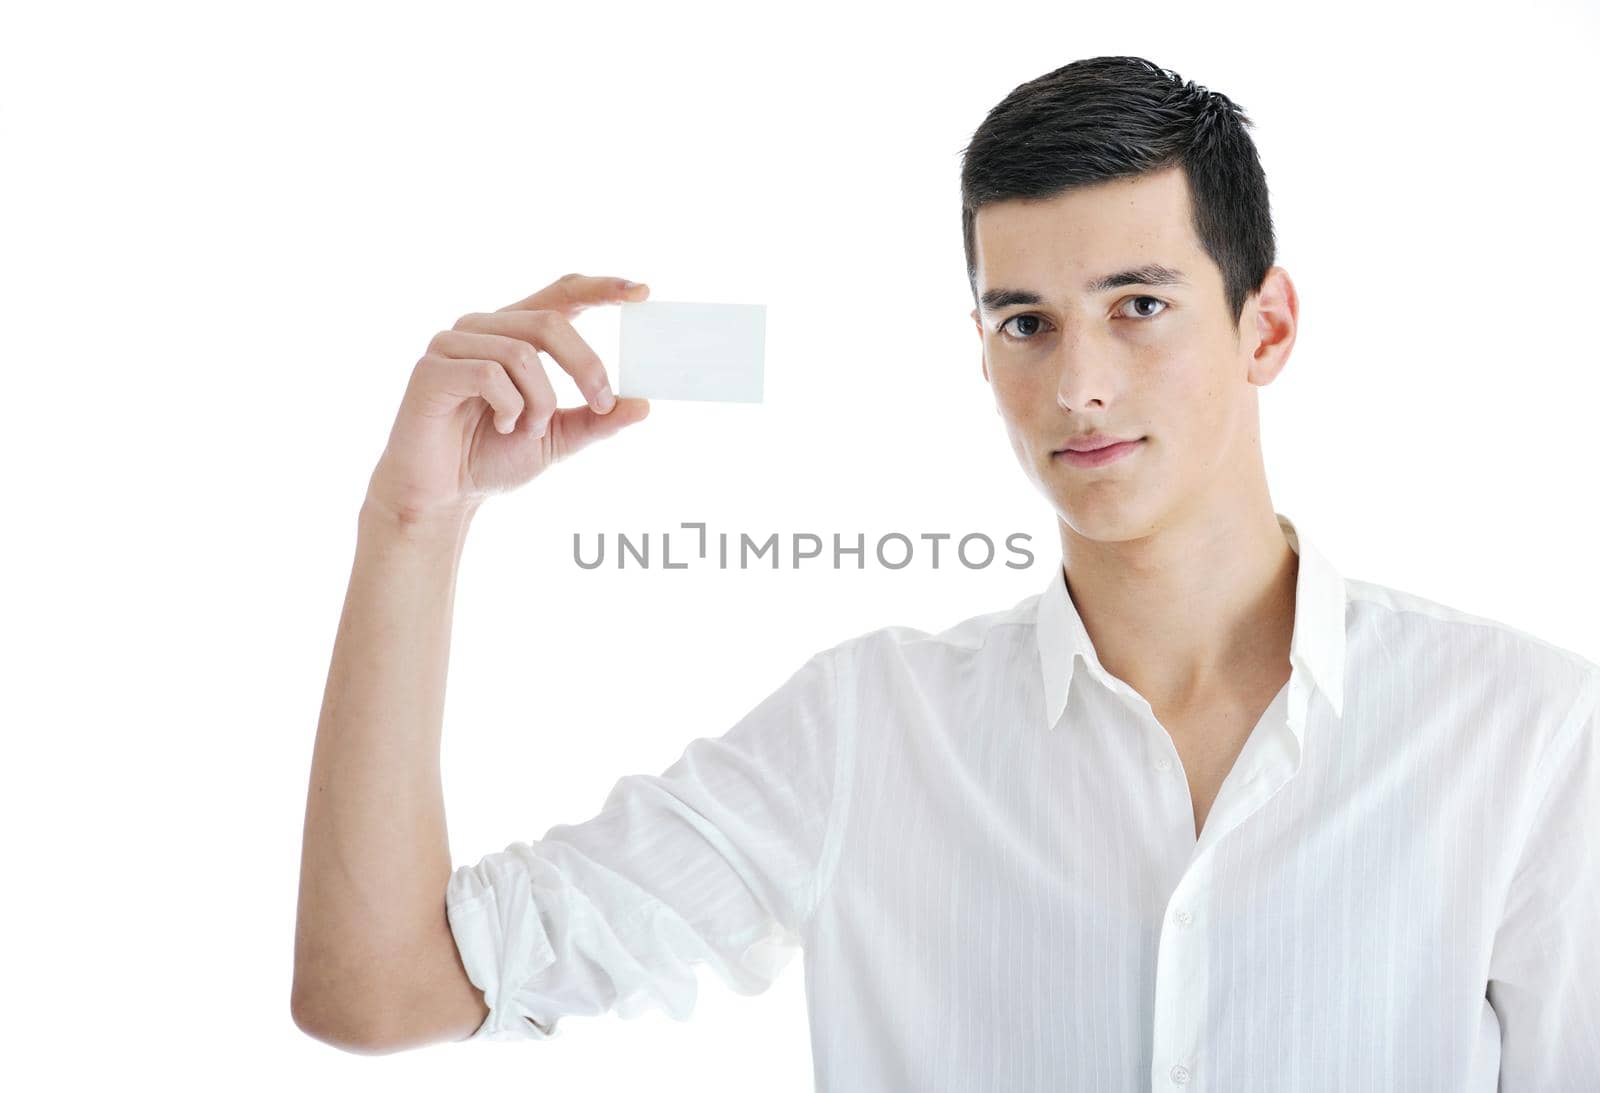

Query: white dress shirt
<box><xmin>446</xmin><ymin>512</ymin><xmax>1600</xmax><ymax>1091</ymax></box>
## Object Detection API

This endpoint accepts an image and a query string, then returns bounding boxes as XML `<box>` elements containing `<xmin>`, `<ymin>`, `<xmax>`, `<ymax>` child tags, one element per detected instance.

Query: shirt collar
<box><xmin>1035</xmin><ymin>511</ymin><xmax>1347</xmax><ymax>732</ymax></box>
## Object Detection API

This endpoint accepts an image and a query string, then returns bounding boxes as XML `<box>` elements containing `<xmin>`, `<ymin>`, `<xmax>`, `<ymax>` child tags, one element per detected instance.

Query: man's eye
<box><xmin>1119</xmin><ymin>295</ymin><xmax>1168</xmax><ymax>319</ymax></box>
<box><xmin>998</xmin><ymin>314</ymin><xmax>1049</xmax><ymax>341</ymax></box>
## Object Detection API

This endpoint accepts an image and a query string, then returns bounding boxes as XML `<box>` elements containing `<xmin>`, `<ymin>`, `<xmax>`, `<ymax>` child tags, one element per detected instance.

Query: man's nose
<box><xmin>1051</xmin><ymin>337</ymin><xmax>1117</xmax><ymax>412</ymax></box>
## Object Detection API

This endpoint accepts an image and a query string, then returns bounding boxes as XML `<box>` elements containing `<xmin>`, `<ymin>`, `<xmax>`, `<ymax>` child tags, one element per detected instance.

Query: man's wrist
<box><xmin>358</xmin><ymin>493</ymin><xmax>480</xmax><ymax>544</ymax></box>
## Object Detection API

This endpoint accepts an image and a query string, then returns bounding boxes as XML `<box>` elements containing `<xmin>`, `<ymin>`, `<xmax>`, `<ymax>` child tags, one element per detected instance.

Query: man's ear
<box><xmin>1246</xmin><ymin>267</ymin><xmax>1297</xmax><ymax>387</ymax></box>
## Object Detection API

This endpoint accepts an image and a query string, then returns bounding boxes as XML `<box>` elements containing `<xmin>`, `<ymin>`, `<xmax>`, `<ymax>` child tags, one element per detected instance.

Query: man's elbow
<box><xmin>290</xmin><ymin>988</ymin><xmax>399</xmax><ymax>1055</ymax></box>
<box><xmin>291</xmin><ymin>984</ymin><xmax>479</xmax><ymax>1054</ymax></box>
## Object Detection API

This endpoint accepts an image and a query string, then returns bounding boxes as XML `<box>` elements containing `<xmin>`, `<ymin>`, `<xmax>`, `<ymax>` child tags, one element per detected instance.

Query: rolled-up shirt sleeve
<box><xmin>446</xmin><ymin>642</ymin><xmax>854</xmax><ymax>1042</ymax></box>
<box><xmin>1487</xmin><ymin>667</ymin><xmax>1600</xmax><ymax>1088</ymax></box>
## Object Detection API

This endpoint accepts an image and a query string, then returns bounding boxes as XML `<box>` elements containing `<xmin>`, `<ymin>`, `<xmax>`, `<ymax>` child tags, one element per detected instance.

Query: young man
<box><xmin>294</xmin><ymin>56</ymin><xmax>1599</xmax><ymax>1089</ymax></box>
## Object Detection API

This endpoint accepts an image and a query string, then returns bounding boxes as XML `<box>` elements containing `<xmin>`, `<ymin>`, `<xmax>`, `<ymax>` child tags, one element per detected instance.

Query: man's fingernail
<box><xmin>596</xmin><ymin>385</ymin><xmax>615</xmax><ymax>413</ymax></box>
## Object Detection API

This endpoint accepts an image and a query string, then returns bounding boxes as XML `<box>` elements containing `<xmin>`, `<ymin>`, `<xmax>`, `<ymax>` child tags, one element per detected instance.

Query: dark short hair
<box><xmin>960</xmin><ymin>56</ymin><xmax>1274</xmax><ymax>326</ymax></box>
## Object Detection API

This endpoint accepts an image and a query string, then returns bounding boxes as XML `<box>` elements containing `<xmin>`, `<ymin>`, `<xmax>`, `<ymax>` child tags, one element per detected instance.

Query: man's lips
<box><xmin>1053</xmin><ymin>437</ymin><xmax>1145</xmax><ymax>467</ymax></box>
<box><xmin>1055</xmin><ymin>435</ymin><xmax>1144</xmax><ymax>453</ymax></box>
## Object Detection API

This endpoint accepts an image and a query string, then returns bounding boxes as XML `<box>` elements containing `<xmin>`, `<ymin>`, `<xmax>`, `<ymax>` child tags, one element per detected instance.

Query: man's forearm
<box><xmin>291</xmin><ymin>498</ymin><xmax>478</xmax><ymax>1045</ymax></box>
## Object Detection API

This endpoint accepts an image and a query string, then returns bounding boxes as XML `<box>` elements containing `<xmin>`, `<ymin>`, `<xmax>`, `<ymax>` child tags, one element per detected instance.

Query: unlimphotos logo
<box><xmin>574</xmin><ymin>523</ymin><xmax>1036</xmax><ymax>571</ymax></box>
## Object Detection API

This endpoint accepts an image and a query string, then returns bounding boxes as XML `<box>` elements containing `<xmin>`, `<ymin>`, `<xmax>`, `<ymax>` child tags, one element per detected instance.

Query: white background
<box><xmin>4</xmin><ymin>0</ymin><xmax>1597</xmax><ymax>1087</ymax></box>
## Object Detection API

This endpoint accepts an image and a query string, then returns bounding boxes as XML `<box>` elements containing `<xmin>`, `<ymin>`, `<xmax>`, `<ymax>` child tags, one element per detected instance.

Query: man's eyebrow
<box><xmin>977</xmin><ymin>264</ymin><xmax>1189</xmax><ymax>313</ymax></box>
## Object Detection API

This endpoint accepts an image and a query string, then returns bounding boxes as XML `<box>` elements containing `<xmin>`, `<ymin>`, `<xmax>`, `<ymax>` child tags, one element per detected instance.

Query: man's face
<box><xmin>970</xmin><ymin>165</ymin><xmax>1294</xmax><ymax>543</ymax></box>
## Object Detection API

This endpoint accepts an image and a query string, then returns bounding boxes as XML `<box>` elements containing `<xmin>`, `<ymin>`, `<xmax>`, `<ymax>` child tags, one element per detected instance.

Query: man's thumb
<box><xmin>551</xmin><ymin>397</ymin><xmax>650</xmax><ymax>457</ymax></box>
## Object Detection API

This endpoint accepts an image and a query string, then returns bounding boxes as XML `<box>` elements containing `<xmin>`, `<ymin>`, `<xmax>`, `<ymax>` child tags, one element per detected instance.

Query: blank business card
<box><xmin>617</xmin><ymin>300</ymin><xmax>765</xmax><ymax>403</ymax></box>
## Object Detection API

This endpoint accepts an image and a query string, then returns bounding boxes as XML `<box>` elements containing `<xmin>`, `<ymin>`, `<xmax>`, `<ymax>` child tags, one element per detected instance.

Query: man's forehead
<box><xmin>973</xmin><ymin>169</ymin><xmax>1196</xmax><ymax>257</ymax></box>
<box><xmin>973</xmin><ymin>212</ymin><xmax>1205</xmax><ymax>306</ymax></box>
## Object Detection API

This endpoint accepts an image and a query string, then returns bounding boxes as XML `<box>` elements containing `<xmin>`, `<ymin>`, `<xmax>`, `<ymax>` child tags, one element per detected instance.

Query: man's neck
<box><xmin>1058</xmin><ymin>501</ymin><xmax>1298</xmax><ymax>712</ymax></box>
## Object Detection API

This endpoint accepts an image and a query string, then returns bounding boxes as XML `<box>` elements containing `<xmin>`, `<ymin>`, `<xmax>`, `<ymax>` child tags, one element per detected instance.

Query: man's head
<box><xmin>961</xmin><ymin>56</ymin><xmax>1297</xmax><ymax>544</ymax></box>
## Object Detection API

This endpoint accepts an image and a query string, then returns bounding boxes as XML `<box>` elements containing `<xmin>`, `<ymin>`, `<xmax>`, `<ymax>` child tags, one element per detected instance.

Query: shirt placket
<box><xmin>1146</xmin><ymin>669</ymin><xmax>1311</xmax><ymax>1092</ymax></box>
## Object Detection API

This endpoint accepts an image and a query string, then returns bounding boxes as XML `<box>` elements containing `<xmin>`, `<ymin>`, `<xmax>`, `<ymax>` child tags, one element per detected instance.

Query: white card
<box><xmin>617</xmin><ymin>300</ymin><xmax>765</xmax><ymax>403</ymax></box>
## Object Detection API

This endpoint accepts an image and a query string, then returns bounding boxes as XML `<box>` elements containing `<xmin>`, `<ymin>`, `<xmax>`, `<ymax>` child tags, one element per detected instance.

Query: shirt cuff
<box><xmin>446</xmin><ymin>855</ymin><xmax>560</xmax><ymax>1041</ymax></box>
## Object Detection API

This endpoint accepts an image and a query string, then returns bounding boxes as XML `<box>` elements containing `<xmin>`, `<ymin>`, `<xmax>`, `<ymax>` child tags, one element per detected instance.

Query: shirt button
<box><xmin>1170</xmin><ymin>1063</ymin><xmax>1191</xmax><ymax>1085</ymax></box>
<box><xmin>1173</xmin><ymin>909</ymin><xmax>1192</xmax><ymax>927</ymax></box>
<box><xmin>1156</xmin><ymin>757</ymin><xmax>1172</xmax><ymax>771</ymax></box>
